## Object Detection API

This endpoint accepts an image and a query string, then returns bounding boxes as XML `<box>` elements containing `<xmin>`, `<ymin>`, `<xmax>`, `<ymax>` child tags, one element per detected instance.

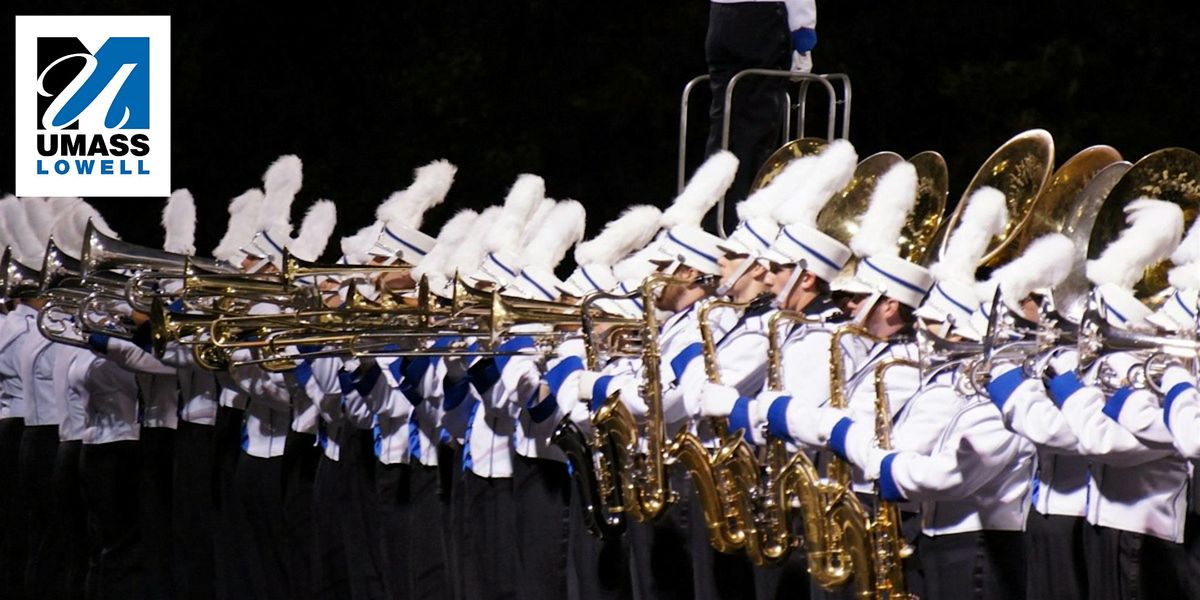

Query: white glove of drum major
<box><xmin>698</xmin><ymin>382</ymin><xmax>739</xmax><ymax>418</ymax></box>
<box><xmin>791</xmin><ymin>51</ymin><xmax>813</xmax><ymax>73</ymax></box>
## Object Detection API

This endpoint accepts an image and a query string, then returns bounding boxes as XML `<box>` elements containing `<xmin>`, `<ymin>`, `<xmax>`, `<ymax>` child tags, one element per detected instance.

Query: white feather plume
<box><xmin>984</xmin><ymin>233</ymin><xmax>1075</xmax><ymax>303</ymax></box>
<box><xmin>46</xmin><ymin>197</ymin><xmax>82</xmax><ymax>218</ymax></box>
<box><xmin>257</xmin><ymin>154</ymin><xmax>302</xmax><ymax>234</ymax></box>
<box><xmin>53</xmin><ymin>202</ymin><xmax>118</xmax><ymax>258</ymax></box>
<box><xmin>289</xmin><ymin>200</ymin><xmax>338</xmax><ymax>262</ymax></box>
<box><xmin>574</xmin><ymin>204</ymin><xmax>663</xmax><ymax>267</ymax></box>
<box><xmin>1086</xmin><ymin>198</ymin><xmax>1184</xmax><ymax>289</ymax></box>
<box><xmin>522</xmin><ymin>200</ymin><xmax>586</xmax><ymax>271</ymax></box>
<box><xmin>412</xmin><ymin>209</ymin><xmax>479</xmax><ymax>281</ymax></box>
<box><xmin>340</xmin><ymin>222</ymin><xmax>384</xmax><ymax>264</ymax></box>
<box><xmin>849</xmin><ymin>161</ymin><xmax>918</xmax><ymax>258</ymax></box>
<box><xmin>612</xmin><ymin>235</ymin><xmax>665</xmax><ymax>282</ymax></box>
<box><xmin>486</xmin><ymin>174</ymin><xmax>545</xmax><ymax>254</ymax></box>
<box><xmin>162</xmin><ymin>189</ymin><xmax>197</xmax><ymax>255</ymax></box>
<box><xmin>660</xmin><ymin>151</ymin><xmax>739</xmax><ymax>228</ymax></box>
<box><xmin>773</xmin><ymin>140</ymin><xmax>859</xmax><ymax>228</ymax></box>
<box><xmin>745</xmin><ymin>156</ymin><xmax>818</xmax><ymax>225</ymax></box>
<box><xmin>0</xmin><ymin>197</ymin><xmax>43</xmax><ymax>263</ymax></box>
<box><xmin>1169</xmin><ymin>261</ymin><xmax>1200</xmax><ymax>291</ymax></box>
<box><xmin>375</xmin><ymin>159</ymin><xmax>457</xmax><ymax>229</ymax></box>
<box><xmin>24</xmin><ymin>198</ymin><xmax>57</xmax><ymax>247</ymax></box>
<box><xmin>930</xmin><ymin>186</ymin><xmax>1009</xmax><ymax>285</ymax></box>
<box><xmin>213</xmin><ymin>189</ymin><xmax>265</xmax><ymax>262</ymax></box>
<box><xmin>0</xmin><ymin>195</ymin><xmax>13</xmax><ymax>249</ymax></box>
<box><xmin>519</xmin><ymin>199</ymin><xmax>557</xmax><ymax>250</ymax></box>
<box><xmin>450</xmin><ymin>206</ymin><xmax>504</xmax><ymax>276</ymax></box>
<box><xmin>1171</xmin><ymin>214</ymin><xmax>1200</xmax><ymax>266</ymax></box>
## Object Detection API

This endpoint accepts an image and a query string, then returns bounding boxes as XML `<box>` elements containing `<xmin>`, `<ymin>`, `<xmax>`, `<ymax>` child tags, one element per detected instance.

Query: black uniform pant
<box><xmin>918</xmin><ymin>530</ymin><xmax>1026</xmax><ymax>600</ymax></box>
<box><xmin>410</xmin><ymin>463</ymin><xmax>453</xmax><ymax>600</ymax></box>
<box><xmin>52</xmin><ymin>439</ymin><xmax>87</xmax><ymax>600</ymax></box>
<box><xmin>566</xmin><ymin>473</ymin><xmax>632</xmax><ymax>600</ymax></box>
<box><xmin>283</xmin><ymin>430</ymin><xmax>319</xmax><ymax>600</ymax></box>
<box><xmin>1083</xmin><ymin>524</ymin><xmax>1190</xmax><ymax>600</ymax></box>
<box><xmin>1024</xmin><ymin>512</ymin><xmax>1087</xmax><ymax>600</ymax></box>
<box><xmin>172</xmin><ymin>420</ymin><xmax>216</xmax><ymax>600</ymax></box>
<box><xmin>627</xmin><ymin>471</ymin><xmax>696</xmax><ymax>600</ymax></box>
<box><xmin>80</xmin><ymin>441</ymin><xmax>142</xmax><ymax>600</ymax></box>
<box><xmin>339</xmin><ymin>427</ymin><xmax>389</xmax><ymax>600</ymax></box>
<box><xmin>232</xmin><ymin>453</ymin><xmax>288</xmax><ymax>600</ymax></box>
<box><xmin>377</xmin><ymin>462</ymin><xmax>413</xmax><ymax>600</ymax></box>
<box><xmin>314</xmin><ymin>452</ymin><xmax>351</xmax><ymax>600</ymax></box>
<box><xmin>139</xmin><ymin>427</ymin><xmax>175</xmax><ymax>600</ymax></box>
<box><xmin>211</xmin><ymin>406</ymin><xmax>247</xmax><ymax>600</ymax></box>
<box><xmin>0</xmin><ymin>417</ymin><xmax>27</xmax><ymax>600</ymax></box>
<box><xmin>460</xmin><ymin>470</ymin><xmax>519</xmax><ymax>600</ymax></box>
<box><xmin>17</xmin><ymin>424</ymin><xmax>60</xmax><ymax>598</ymax></box>
<box><xmin>513</xmin><ymin>455</ymin><xmax>571</xmax><ymax>600</ymax></box>
<box><xmin>704</xmin><ymin>0</ymin><xmax>792</xmax><ymax>230</ymax></box>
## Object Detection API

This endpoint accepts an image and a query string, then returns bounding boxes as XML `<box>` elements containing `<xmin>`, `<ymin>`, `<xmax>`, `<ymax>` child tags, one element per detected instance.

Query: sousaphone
<box><xmin>937</xmin><ymin>129</ymin><xmax>1055</xmax><ymax>267</ymax></box>
<box><xmin>1086</xmin><ymin>147</ymin><xmax>1200</xmax><ymax>306</ymax></box>
<box><xmin>750</xmin><ymin>137</ymin><xmax>831</xmax><ymax>191</ymax></box>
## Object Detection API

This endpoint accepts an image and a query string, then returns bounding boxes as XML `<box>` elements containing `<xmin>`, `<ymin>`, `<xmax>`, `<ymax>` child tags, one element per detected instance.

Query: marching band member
<box><xmin>232</xmin><ymin>155</ymin><xmax>338</xmax><ymax>600</ymax></box>
<box><xmin>354</xmin><ymin>159</ymin><xmax>456</xmax><ymax>600</ymax></box>
<box><xmin>0</xmin><ymin>197</ymin><xmax>31</xmax><ymax>600</ymax></box>
<box><xmin>1159</xmin><ymin>223</ymin><xmax>1200</xmax><ymax>460</ymax></box>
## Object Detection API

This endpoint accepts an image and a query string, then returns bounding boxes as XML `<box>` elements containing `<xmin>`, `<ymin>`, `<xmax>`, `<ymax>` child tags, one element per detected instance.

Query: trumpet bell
<box><xmin>1086</xmin><ymin>147</ymin><xmax>1200</xmax><ymax>305</ymax></box>
<box><xmin>39</xmin><ymin>238</ymin><xmax>83</xmax><ymax>293</ymax></box>
<box><xmin>81</xmin><ymin>220</ymin><xmax>231</xmax><ymax>280</ymax></box>
<box><xmin>938</xmin><ymin>129</ymin><xmax>1055</xmax><ymax>268</ymax></box>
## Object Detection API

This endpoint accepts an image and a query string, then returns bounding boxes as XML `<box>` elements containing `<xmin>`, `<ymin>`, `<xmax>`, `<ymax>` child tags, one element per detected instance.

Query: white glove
<box><xmin>791</xmin><ymin>51</ymin><xmax>813</xmax><ymax>73</ymax></box>
<box><xmin>569</xmin><ymin>401</ymin><xmax>591</xmax><ymax>428</ymax></box>
<box><xmin>577</xmin><ymin>370</ymin><xmax>604</xmax><ymax>401</ymax></box>
<box><xmin>1162</xmin><ymin>364</ymin><xmax>1197</xmax><ymax>393</ymax></box>
<box><xmin>699</xmin><ymin>382</ymin><xmax>739</xmax><ymax>418</ymax></box>
<box><xmin>1103</xmin><ymin>352</ymin><xmax>1141</xmax><ymax>386</ymax></box>
<box><xmin>1047</xmin><ymin>349</ymin><xmax>1080</xmax><ymax>378</ymax></box>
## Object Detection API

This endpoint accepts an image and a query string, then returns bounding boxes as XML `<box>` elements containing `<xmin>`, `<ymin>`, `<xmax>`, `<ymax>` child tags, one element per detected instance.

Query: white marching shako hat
<box><xmin>511</xmin><ymin>264</ymin><xmax>566</xmax><ymax>302</ymax></box>
<box><xmin>1147</xmin><ymin>288</ymin><xmax>1199</xmax><ymax>333</ymax></box>
<box><xmin>716</xmin><ymin>217</ymin><xmax>780</xmax><ymax>256</ymax></box>
<box><xmin>655</xmin><ymin>225</ymin><xmax>724</xmax><ymax>276</ymax></box>
<box><xmin>1096</xmin><ymin>283</ymin><xmax>1154</xmax><ymax>328</ymax></box>
<box><xmin>557</xmin><ymin>264</ymin><xmax>618</xmax><ymax>298</ymax></box>
<box><xmin>469</xmin><ymin>249</ymin><xmax>523</xmax><ymax>287</ymax></box>
<box><xmin>854</xmin><ymin>254</ymin><xmax>934</xmax><ymax>309</ymax></box>
<box><xmin>914</xmin><ymin>279</ymin><xmax>982</xmax><ymax>339</ymax></box>
<box><xmin>373</xmin><ymin>222</ymin><xmax>436</xmax><ymax>265</ymax></box>
<box><xmin>761</xmin><ymin>223</ymin><xmax>852</xmax><ymax>283</ymax></box>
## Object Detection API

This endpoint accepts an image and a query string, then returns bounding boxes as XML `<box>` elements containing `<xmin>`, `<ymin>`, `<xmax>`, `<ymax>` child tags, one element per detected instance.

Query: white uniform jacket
<box><xmin>0</xmin><ymin>304</ymin><xmax>37</xmax><ymax>419</ymax></box>
<box><xmin>159</xmin><ymin>339</ymin><xmax>220</xmax><ymax>426</ymax></box>
<box><xmin>19</xmin><ymin>333</ymin><xmax>61</xmax><ymax>426</ymax></box>
<box><xmin>55</xmin><ymin>345</ymin><xmax>93</xmax><ymax>441</ymax></box>
<box><xmin>80</xmin><ymin>338</ymin><xmax>145</xmax><ymax>444</ymax></box>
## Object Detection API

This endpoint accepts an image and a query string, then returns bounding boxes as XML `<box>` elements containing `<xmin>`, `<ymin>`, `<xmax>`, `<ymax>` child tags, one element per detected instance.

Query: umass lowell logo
<box><xmin>36</xmin><ymin>37</ymin><xmax>151</xmax><ymax>172</ymax></box>
<box><xmin>16</xmin><ymin>16</ymin><xmax>171</xmax><ymax>197</ymax></box>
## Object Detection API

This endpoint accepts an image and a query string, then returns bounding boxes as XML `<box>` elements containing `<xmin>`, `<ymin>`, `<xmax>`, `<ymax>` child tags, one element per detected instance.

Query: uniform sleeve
<box><xmin>1052</xmin><ymin>370</ymin><xmax>1175</xmax><ymax>467</ymax></box>
<box><xmin>874</xmin><ymin>407</ymin><xmax>1025</xmax><ymax>502</ymax></box>
<box><xmin>228</xmin><ymin>348</ymin><xmax>293</xmax><ymax>412</ymax></box>
<box><xmin>91</xmin><ymin>336</ymin><xmax>177</xmax><ymax>376</ymax></box>
<box><xmin>987</xmin><ymin>367</ymin><xmax>1081</xmax><ymax>452</ymax></box>
<box><xmin>1162</xmin><ymin>366</ymin><xmax>1200</xmax><ymax>457</ymax></box>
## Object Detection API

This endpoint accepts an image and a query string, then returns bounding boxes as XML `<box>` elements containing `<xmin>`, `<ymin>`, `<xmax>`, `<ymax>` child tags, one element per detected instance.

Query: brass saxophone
<box><xmin>550</xmin><ymin>316</ymin><xmax>625</xmax><ymax>538</ymax></box>
<box><xmin>870</xmin><ymin>357</ymin><xmax>918</xmax><ymax>600</ymax></box>
<box><xmin>813</xmin><ymin>323</ymin><xmax>886</xmax><ymax>597</ymax></box>
<box><xmin>666</xmin><ymin>297</ymin><xmax>752</xmax><ymax>554</ymax></box>
<box><xmin>592</xmin><ymin>273</ymin><xmax>688</xmax><ymax>522</ymax></box>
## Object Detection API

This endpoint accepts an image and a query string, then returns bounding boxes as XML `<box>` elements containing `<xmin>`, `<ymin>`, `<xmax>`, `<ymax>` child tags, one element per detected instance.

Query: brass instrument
<box><xmin>280</xmin><ymin>249</ymin><xmax>414</xmax><ymax>287</ymax></box>
<box><xmin>937</xmin><ymin>129</ymin><xmax>1055</xmax><ymax>267</ymax></box>
<box><xmin>592</xmin><ymin>272</ymin><xmax>692</xmax><ymax>522</ymax></box>
<box><xmin>550</xmin><ymin>290</ymin><xmax>645</xmax><ymax>539</ymax></box>
<box><xmin>1077</xmin><ymin>305</ymin><xmax>1200</xmax><ymax>372</ymax></box>
<box><xmin>667</xmin><ymin>297</ymin><xmax>753</xmax><ymax>554</ymax></box>
<box><xmin>870</xmin><ymin>358</ymin><xmax>918</xmax><ymax>600</ymax></box>
<box><xmin>1085</xmin><ymin>148</ymin><xmax>1200</xmax><ymax>306</ymax></box>
<box><xmin>80</xmin><ymin>221</ymin><xmax>232</xmax><ymax>279</ymax></box>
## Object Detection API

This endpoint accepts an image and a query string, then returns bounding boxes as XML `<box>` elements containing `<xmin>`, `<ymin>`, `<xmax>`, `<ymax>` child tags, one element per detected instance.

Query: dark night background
<box><xmin>4</xmin><ymin>1</ymin><xmax>1200</xmax><ymax>267</ymax></box>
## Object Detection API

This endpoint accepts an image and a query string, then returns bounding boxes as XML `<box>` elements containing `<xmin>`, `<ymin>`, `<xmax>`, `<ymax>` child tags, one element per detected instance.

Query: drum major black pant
<box><xmin>211</xmin><ymin>406</ymin><xmax>247</xmax><ymax>600</ymax></box>
<box><xmin>566</xmin><ymin>472</ymin><xmax>632</xmax><ymax>600</ymax></box>
<box><xmin>1083</xmin><ymin>524</ymin><xmax>1187</xmax><ymax>600</ymax></box>
<box><xmin>338</xmin><ymin>427</ymin><xmax>389</xmax><ymax>600</ymax></box>
<box><xmin>376</xmin><ymin>462</ymin><xmax>413</xmax><ymax>600</ymax></box>
<box><xmin>459</xmin><ymin>470</ymin><xmax>519</xmax><ymax>600</ymax></box>
<box><xmin>409</xmin><ymin>463</ymin><xmax>452</xmax><ymax>600</ymax></box>
<box><xmin>627</xmin><ymin>470</ymin><xmax>695</xmax><ymax>600</ymax></box>
<box><xmin>232</xmin><ymin>452</ymin><xmax>288</xmax><ymax>600</ymax></box>
<box><xmin>313</xmin><ymin>452</ymin><xmax>351</xmax><ymax>600</ymax></box>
